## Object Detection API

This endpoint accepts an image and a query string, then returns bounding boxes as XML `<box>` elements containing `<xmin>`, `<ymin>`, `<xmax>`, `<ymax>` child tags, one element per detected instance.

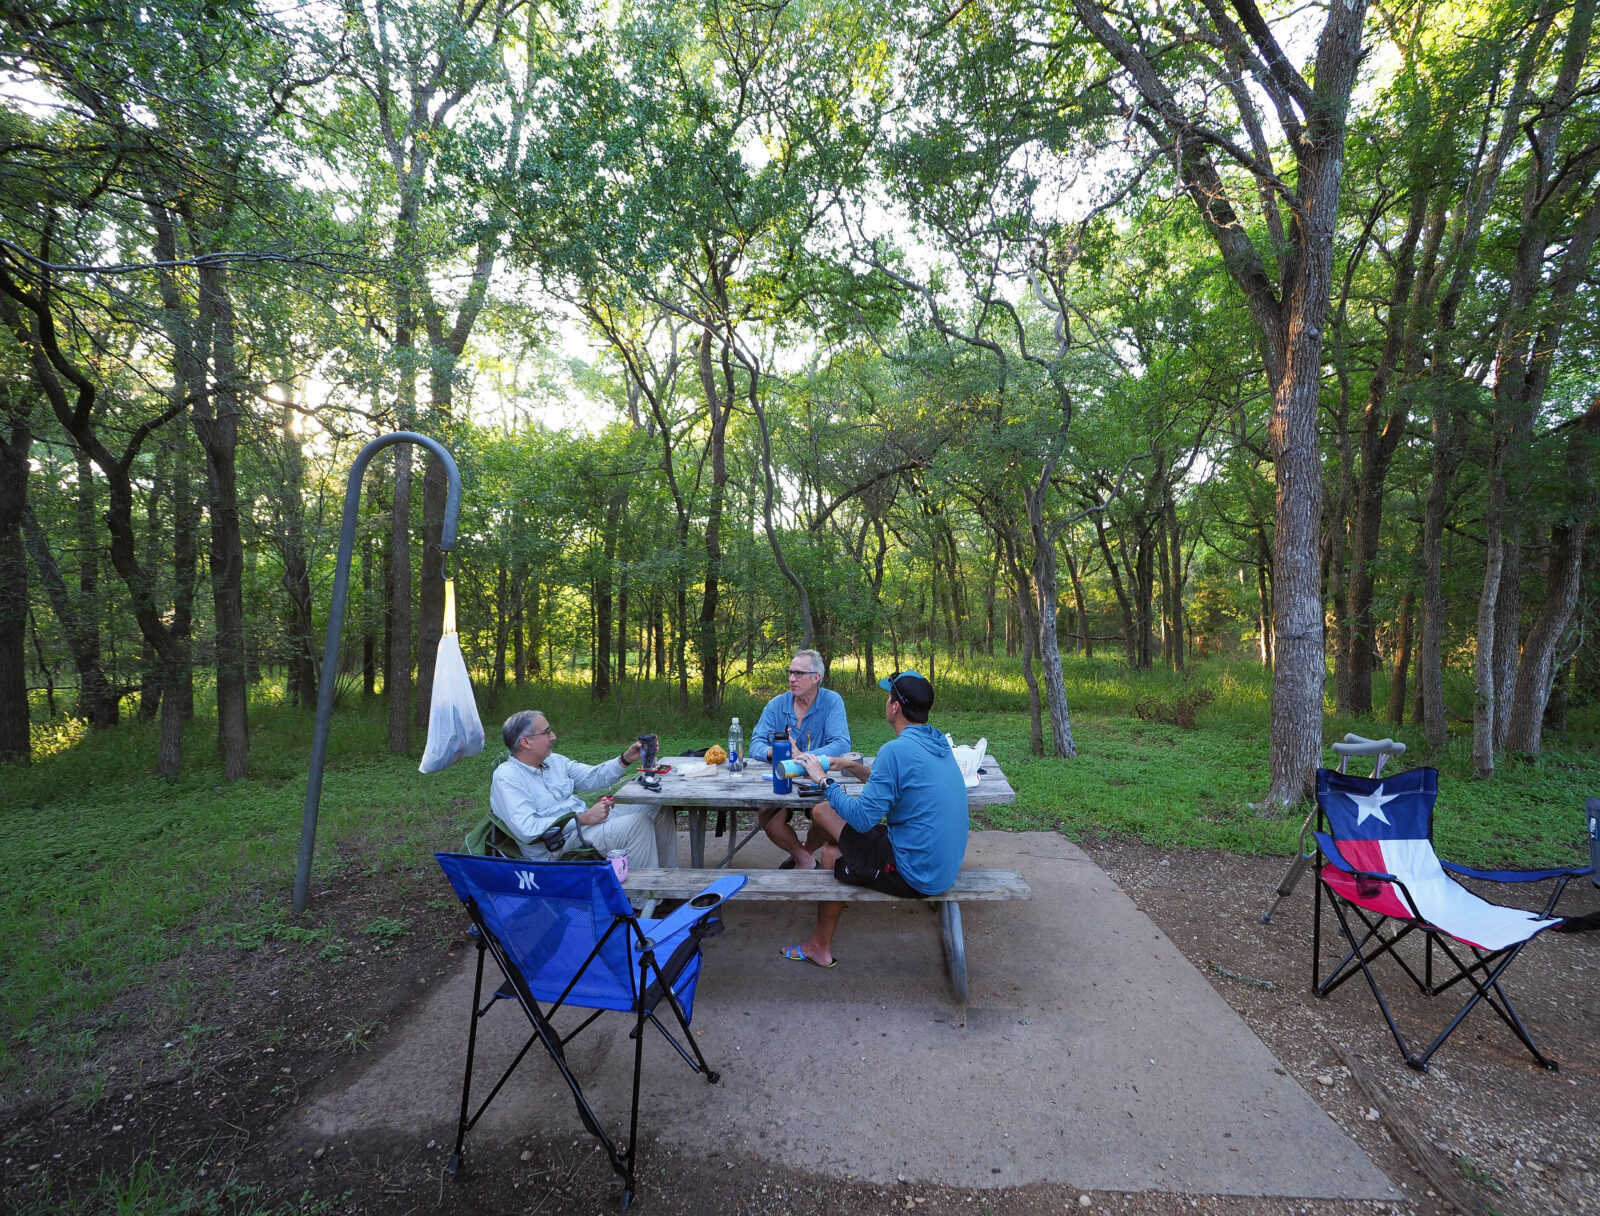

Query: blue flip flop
<box><xmin>781</xmin><ymin>944</ymin><xmax>837</xmax><ymax>968</ymax></box>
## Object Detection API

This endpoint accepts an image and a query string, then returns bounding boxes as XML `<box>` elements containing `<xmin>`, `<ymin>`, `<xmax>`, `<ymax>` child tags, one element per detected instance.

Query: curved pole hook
<box><xmin>293</xmin><ymin>432</ymin><xmax>462</xmax><ymax>912</ymax></box>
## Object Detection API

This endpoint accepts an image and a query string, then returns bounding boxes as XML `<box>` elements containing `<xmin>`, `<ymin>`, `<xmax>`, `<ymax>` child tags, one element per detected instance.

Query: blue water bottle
<box><xmin>771</xmin><ymin>734</ymin><xmax>793</xmax><ymax>795</ymax></box>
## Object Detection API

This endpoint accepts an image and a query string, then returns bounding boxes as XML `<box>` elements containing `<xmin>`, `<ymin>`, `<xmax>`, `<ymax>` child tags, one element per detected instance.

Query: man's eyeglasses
<box><xmin>787</xmin><ymin>668</ymin><xmax>820</xmax><ymax>679</ymax></box>
<box><xmin>521</xmin><ymin>726</ymin><xmax>556</xmax><ymax>743</ymax></box>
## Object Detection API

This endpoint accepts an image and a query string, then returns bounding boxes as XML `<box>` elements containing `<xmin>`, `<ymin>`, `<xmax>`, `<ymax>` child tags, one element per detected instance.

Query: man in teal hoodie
<box><xmin>783</xmin><ymin>670</ymin><xmax>968</xmax><ymax>968</ymax></box>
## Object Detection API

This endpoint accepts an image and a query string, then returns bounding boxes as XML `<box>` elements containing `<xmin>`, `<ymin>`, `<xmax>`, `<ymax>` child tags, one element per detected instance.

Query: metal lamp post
<box><xmin>293</xmin><ymin>431</ymin><xmax>462</xmax><ymax>913</ymax></box>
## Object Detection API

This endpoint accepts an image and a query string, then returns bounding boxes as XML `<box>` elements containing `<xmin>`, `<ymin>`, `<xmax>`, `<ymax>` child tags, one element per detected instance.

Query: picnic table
<box><xmin>611</xmin><ymin>752</ymin><xmax>1018</xmax><ymax>867</ymax></box>
<box><xmin>612</xmin><ymin>752</ymin><xmax>1024</xmax><ymax>1002</ymax></box>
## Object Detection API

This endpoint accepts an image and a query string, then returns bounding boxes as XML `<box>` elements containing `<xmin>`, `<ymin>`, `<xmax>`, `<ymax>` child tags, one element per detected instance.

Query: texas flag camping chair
<box><xmin>435</xmin><ymin>853</ymin><xmax>746</xmax><ymax>1209</ymax></box>
<box><xmin>1312</xmin><ymin>765</ymin><xmax>1591</xmax><ymax>1072</ymax></box>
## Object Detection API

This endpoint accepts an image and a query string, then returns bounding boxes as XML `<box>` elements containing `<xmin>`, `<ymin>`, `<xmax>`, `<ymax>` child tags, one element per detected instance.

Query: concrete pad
<box><xmin>291</xmin><ymin>831</ymin><xmax>1398</xmax><ymax>1200</ymax></box>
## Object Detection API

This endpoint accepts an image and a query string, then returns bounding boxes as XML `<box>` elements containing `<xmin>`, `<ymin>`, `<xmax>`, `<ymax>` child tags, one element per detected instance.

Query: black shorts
<box><xmin>833</xmin><ymin>824</ymin><xmax>926</xmax><ymax>898</ymax></box>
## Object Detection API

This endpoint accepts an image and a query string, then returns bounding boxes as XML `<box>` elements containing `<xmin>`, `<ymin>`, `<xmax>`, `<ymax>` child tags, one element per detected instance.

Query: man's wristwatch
<box><xmin>823</xmin><ymin>777</ymin><xmax>837</xmax><ymax>788</ymax></box>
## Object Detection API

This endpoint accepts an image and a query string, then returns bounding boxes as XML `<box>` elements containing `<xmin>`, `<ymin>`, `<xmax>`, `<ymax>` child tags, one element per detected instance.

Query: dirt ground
<box><xmin>2</xmin><ymin>834</ymin><xmax>1596</xmax><ymax>1216</ymax></box>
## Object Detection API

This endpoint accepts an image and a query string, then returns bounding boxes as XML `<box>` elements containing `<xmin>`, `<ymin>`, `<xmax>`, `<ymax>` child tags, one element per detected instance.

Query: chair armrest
<box><xmin>1312</xmin><ymin>832</ymin><xmax>1397</xmax><ymax>881</ymax></box>
<box><xmin>644</xmin><ymin>875</ymin><xmax>749</xmax><ymax>946</ymax></box>
<box><xmin>1440</xmin><ymin>860</ymin><xmax>1594</xmax><ymax>883</ymax></box>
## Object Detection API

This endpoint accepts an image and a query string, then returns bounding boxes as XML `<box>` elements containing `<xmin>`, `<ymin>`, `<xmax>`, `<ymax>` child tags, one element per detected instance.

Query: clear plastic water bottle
<box><xmin>728</xmin><ymin>716</ymin><xmax>743</xmax><ymax>774</ymax></box>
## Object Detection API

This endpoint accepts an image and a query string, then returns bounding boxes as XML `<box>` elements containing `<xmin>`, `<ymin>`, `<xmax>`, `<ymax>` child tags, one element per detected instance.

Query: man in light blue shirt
<box><xmin>490</xmin><ymin>710</ymin><xmax>678</xmax><ymax>869</ymax></box>
<box><xmin>750</xmin><ymin>649</ymin><xmax>852</xmax><ymax>868</ymax></box>
<box><xmin>782</xmin><ymin>670</ymin><xmax>967</xmax><ymax>969</ymax></box>
<box><xmin>749</xmin><ymin>649</ymin><xmax>851</xmax><ymax>760</ymax></box>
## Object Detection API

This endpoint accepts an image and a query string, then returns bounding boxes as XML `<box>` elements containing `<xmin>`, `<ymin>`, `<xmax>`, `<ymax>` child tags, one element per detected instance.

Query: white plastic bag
<box><xmin>950</xmin><ymin>737</ymin><xmax>988</xmax><ymax>789</ymax></box>
<box><xmin>419</xmin><ymin>580</ymin><xmax>484</xmax><ymax>774</ymax></box>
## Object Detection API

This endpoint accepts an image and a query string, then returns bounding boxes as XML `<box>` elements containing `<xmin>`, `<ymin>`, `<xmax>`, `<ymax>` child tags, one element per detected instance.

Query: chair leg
<box><xmin>1413</xmin><ymin>939</ymin><xmax>1558</xmax><ymax>1071</ymax></box>
<box><xmin>652</xmin><ymin>985</ymin><xmax>721</xmax><ymax>1083</ymax></box>
<box><xmin>1319</xmin><ymin>897</ymin><xmax>1428</xmax><ymax>1069</ymax></box>
<box><xmin>1312</xmin><ymin>864</ymin><xmax>1324</xmax><ymax>991</ymax></box>
<box><xmin>1317</xmin><ymin>892</ymin><xmax>1560</xmax><ymax>1072</ymax></box>
<box><xmin>449</xmin><ymin>937</ymin><xmax>490</xmax><ymax>1174</ymax></box>
<box><xmin>621</xmin><ymin>960</ymin><xmax>649</xmax><ymax>1209</ymax></box>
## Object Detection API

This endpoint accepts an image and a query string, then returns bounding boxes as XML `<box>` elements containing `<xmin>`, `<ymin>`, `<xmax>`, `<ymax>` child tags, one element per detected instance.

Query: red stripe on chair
<box><xmin>1322</xmin><ymin>838</ymin><xmax>1413</xmax><ymax>918</ymax></box>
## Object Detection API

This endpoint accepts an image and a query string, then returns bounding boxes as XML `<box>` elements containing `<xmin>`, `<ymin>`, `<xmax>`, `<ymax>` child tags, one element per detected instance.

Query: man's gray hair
<box><xmin>794</xmin><ymin>648</ymin><xmax>824</xmax><ymax>676</ymax></box>
<box><xmin>502</xmin><ymin>709</ymin><xmax>544</xmax><ymax>751</ymax></box>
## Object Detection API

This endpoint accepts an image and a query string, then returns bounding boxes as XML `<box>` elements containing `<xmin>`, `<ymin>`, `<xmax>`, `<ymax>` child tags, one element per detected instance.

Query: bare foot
<box><xmin>782</xmin><ymin>942</ymin><xmax>836</xmax><ymax>968</ymax></box>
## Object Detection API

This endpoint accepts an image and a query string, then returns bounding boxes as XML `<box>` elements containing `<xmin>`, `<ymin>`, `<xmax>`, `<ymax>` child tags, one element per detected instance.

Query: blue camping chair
<box><xmin>1312</xmin><ymin>765</ymin><xmax>1592</xmax><ymax>1071</ymax></box>
<box><xmin>435</xmin><ymin>853</ymin><xmax>746</xmax><ymax>1209</ymax></box>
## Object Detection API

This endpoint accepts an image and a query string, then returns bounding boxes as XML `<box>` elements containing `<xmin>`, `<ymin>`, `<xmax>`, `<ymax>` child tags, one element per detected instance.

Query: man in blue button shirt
<box><xmin>781</xmin><ymin>670</ymin><xmax>967</xmax><ymax>969</ymax></box>
<box><xmin>749</xmin><ymin>649</ymin><xmax>852</xmax><ymax>869</ymax></box>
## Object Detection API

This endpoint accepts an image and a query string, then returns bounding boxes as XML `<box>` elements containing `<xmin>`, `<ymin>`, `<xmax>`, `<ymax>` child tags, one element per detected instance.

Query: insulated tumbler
<box><xmin>771</xmin><ymin>738</ymin><xmax>793</xmax><ymax>795</ymax></box>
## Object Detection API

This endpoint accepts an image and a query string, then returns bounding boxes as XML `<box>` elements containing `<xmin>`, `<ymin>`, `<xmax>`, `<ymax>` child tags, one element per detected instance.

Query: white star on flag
<box><xmin>1347</xmin><ymin>786</ymin><xmax>1400</xmax><ymax>826</ymax></box>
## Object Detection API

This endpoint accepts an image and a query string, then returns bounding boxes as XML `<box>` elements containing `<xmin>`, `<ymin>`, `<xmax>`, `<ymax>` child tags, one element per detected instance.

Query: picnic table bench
<box><xmin>623</xmin><ymin>866</ymin><xmax>1031</xmax><ymax>1002</ymax></box>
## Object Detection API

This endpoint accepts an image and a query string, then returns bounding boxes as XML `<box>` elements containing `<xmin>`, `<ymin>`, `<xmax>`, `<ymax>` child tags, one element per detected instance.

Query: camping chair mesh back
<box><xmin>435</xmin><ymin>853</ymin><xmax>746</xmax><ymax>1208</ymax></box>
<box><xmin>1312</xmin><ymin>765</ymin><xmax>1586</xmax><ymax>1071</ymax></box>
<box><xmin>464</xmin><ymin>809</ymin><xmax>601</xmax><ymax>862</ymax></box>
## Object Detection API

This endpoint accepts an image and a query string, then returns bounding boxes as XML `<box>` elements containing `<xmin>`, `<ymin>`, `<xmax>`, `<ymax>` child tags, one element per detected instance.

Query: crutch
<box><xmin>1260</xmin><ymin>734</ymin><xmax>1407</xmax><ymax>923</ymax></box>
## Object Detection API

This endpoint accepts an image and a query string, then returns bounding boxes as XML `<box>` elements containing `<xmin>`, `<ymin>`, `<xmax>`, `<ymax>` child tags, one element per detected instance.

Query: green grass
<box><xmin>14</xmin><ymin>1152</ymin><xmax>339</xmax><ymax>1215</ymax></box>
<box><xmin>2</xmin><ymin>656</ymin><xmax>1596</xmax><ymax>1108</ymax></box>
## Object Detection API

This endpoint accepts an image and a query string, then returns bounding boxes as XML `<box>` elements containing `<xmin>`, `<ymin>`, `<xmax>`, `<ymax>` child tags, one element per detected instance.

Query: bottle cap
<box><xmin>732</xmin><ymin>717</ymin><xmax>740</xmax><ymax>724</ymax></box>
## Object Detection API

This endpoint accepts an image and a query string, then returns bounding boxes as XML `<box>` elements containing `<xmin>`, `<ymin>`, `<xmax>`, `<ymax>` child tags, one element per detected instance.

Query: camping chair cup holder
<box><xmin>434</xmin><ymin>853</ymin><xmax>747</xmax><ymax>1209</ymax></box>
<box><xmin>1311</xmin><ymin>760</ymin><xmax>1593</xmax><ymax>1073</ymax></box>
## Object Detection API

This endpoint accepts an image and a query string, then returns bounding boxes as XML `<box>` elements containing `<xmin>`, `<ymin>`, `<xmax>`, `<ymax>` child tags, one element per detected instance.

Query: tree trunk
<box><xmin>1066</xmin><ymin>547</ymin><xmax>1091</xmax><ymax>660</ymax></box>
<box><xmin>194</xmin><ymin>266</ymin><xmax>248</xmax><ymax>779</ymax></box>
<box><xmin>388</xmin><ymin>443</ymin><xmax>414</xmax><ymax>754</ymax></box>
<box><xmin>1135</xmin><ymin>522</ymin><xmax>1156</xmax><ymax>670</ymax></box>
<box><xmin>161</xmin><ymin>434</ymin><xmax>202</xmax><ymax>772</ymax></box>
<box><xmin>492</xmin><ymin>560</ymin><xmax>509</xmax><ymax>699</ymax></box>
<box><xmin>1491</xmin><ymin>531</ymin><xmax>1522</xmax><ymax>750</ymax></box>
<box><xmin>596</xmin><ymin>488</ymin><xmax>622</xmax><ymax>699</ymax></box>
<box><xmin>1418</xmin><ymin>425</ymin><xmax>1455</xmax><ymax>748</ymax></box>
<box><xmin>1344</xmin><ymin>194</ymin><xmax>1428</xmax><ymax>715</ymax></box>
<box><xmin>983</xmin><ymin>542</ymin><xmax>1000</xmax><ymax>656</ymax></box>
<box><xmin>1503</xmin><ymin>396</ymin><xmax>1600</xmax><ymax>751</ymax></box>
<box><xmin>1255</xmin><ymin>531</ymin><xmax>1273</xmax><ymax>670</ymax></box>
<box><xmin>282</xmin><ymin>479</ymin><xmax>317</xmax><ymax>709</ymax></box>
<box><xmin>1093</xmin><ymin>513</ymin><xmax>1135</xmax><ymax>666</ymax></box>
<box><xmin>1027</xmin><ymin>473</ymin><xmax>1077</xmax><ymax>757</ymax></box>
<box><xmin>695</xmin><ymin>327</ymin><xmax>730</xmax><ymax>711</ymax></box>
<box><xmin>22</xmin><ymin>506</ymin><xmax>116</xmax><ymax>730</ymax></box>
<box><xmin>1476</xmin><ymin>0</ymin><xmax>1600</xmax><ymax>771</ymax></box>
<box><xmin>1473</xmin><ymin>424</ymin><xmax>1513</xmax><ymax>777</ymax></box>
<box><xmin>1073</xmin><ymin>0</ymin><xmax>1367</xmax><ymax>807</ymax></box>
<box><xmin>416</xmin><ymin>450</ymin><xmax>447</xmax><ymax>726</ymax></box>
<box><xmin>1267</xmin><ymin>338</ymin><xmax>1329</xmax><ymax>805</ymax></box>
<box><xmin>1328</xmin><ymin>364</ymin><xmax>1353</xmax><ymax>714</ymax></box>
<box><xmin>70</xmin><ymin>448</ymin><xmax>117</xmax><ymax>727</ymax></box>
<box><xmin>1388</xmin><ymin>589</ymin><xmax>1415</xmax><ymax>727</ymax></box>
<box><xmin>999</xmin><ymin>522</ymin><xmax>1044</xmax><ymax>755</ymax></box>
<box><xmin>362</xmin><ymin>535</ymin><xmax>376</xmax><ymax>697</ymax></box>
<box><xmin>745</xmin><ymin>346</ymin><xmax>817</xmax><ymax>650</ymax></box>
<box><xmin>0</xmin><ymin>391</ymin><xmax>29</xmax><ymax>760</ymax></box>
<box><xmin>867</xmin><ymin>517</ymin><xmax>888</xmax><ymax>684</ymax></box>
<box><xmin>1165</xmin><ymin>496</ymin><xmax>1184</xmax><ymax>670</ymax></box>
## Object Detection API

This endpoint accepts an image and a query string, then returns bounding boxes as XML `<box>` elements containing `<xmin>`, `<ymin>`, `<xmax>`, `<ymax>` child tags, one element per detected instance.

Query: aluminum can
<box><xmin>607</xmin><ymin>849</ymin><xmax>629</xmax><ymax>883</ymax></box>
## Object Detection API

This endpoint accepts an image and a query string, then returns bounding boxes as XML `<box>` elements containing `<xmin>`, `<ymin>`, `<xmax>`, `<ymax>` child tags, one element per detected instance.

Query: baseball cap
<box><xmin>878</xmin><ymin>669</ymin><xmax>934</xmax><ymax>715</ymax></box>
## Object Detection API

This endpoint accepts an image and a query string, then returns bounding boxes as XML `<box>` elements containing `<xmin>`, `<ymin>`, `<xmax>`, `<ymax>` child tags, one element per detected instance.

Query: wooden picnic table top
<box><xmin>610</xmin><ymin>753</ymin><xmax>1016</xmax><ymax>810</ymax></box>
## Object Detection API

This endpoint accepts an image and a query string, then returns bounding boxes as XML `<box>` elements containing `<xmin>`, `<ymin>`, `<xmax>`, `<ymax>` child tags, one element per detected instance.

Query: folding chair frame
<box><xmin>444</xmin><ymin>872</ymin><xmax>740</xmax><ymax>1210</ymax></box>
<box><xmin>1312</xmin><ymin>812</ymin><xmax>1582</xmax><ymax>1073</ymax></box>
